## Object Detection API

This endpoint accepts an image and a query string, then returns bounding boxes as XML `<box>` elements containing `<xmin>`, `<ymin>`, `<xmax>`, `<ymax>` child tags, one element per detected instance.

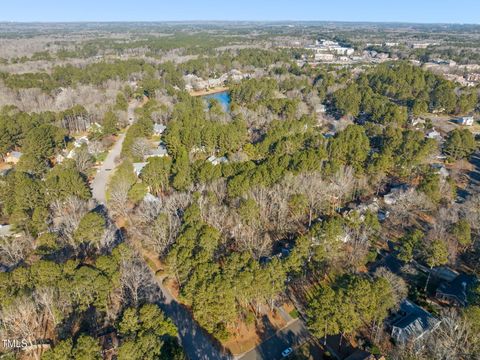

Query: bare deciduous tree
<box><xmin>374</xmin><ymin>267</ymin><xmax>408</xmax><ymax>309</ymax></box>
<box><xmin>50</xmin><ymin>196</ymin><xmax>90</xmax><ymax>246</ymax></box>
<box><xmin>0</xmin><ymin>233</ymin><xmax>32</xmax><ymax>268</ymax></box>
<box><xmin>131</xmin><ymin>137</ymin><xmax>151</xmax><ymax>160</ymax></box>
<box><xmin>120</xmin><ymin>256</ymin><xmax>157</xmax><ymax>306</ymax></box>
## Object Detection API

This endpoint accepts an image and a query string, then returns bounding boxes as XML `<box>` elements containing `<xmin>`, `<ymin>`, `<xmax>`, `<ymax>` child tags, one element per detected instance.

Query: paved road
<box><xmin>236</xmin><ymin>319</ymin><xmax>310</xmax><ymax>360</ymax></box>
<box><xmin>91</xmin><ymin>101</ymin><xmax>137</xmax><ymax>204</ymax></box>
<box><xmin>154</xmin><ymin>275</ymin><xmax>232</xmax><ymax>360</ymax></box>
<box><xmin>140</xmin><ymin>250</ymin><xmax>231</xmax><ymax>360</ymax></box>
<box><xmin>467</xmin><ymin>150</ymin><xmax>480</xmax><ymax>192</ymax></box>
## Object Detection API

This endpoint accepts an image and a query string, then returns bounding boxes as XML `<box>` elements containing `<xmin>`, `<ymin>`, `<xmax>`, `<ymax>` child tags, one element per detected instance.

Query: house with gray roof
<box><xmin>146</xmin><ymin>143</ymin><xmax>168</xmax><ymax>158</ymax></box>
<box><xmin>0</xmin><ymin>224</ymin><xmax>13</xmax><ymax>238</ymax></box>
<box><xmin>153</xmin><ymin>123</ymin><xmax>167</xmax><ymax>135</ymax></box>
<box><xmin>390</xmin><ymin>300</ymin><xmax>440</xmax><ymax>345</ymax></box>
<box><xmin>436</xmin><ymin>273</ymin><xmax>477</xmax><ymax>307</ymax></box>
<box><xmin>133</xmin><ymin>162</ymin><xmax>148</xmax><ymax>176</ymax></box>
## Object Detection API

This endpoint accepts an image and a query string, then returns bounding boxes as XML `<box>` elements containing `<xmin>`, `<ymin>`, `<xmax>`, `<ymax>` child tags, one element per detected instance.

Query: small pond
<box><xmin>203</xmin><ymin>90</ymin><xmax>231</xmax><ymax>112</ymax></box>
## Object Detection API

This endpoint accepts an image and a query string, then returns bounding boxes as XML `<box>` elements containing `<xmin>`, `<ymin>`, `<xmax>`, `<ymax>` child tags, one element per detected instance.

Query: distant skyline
<box><xmin>2</xmin><ymin>0</ymin><xmax>480</xmax><ymax>24</ymax></box>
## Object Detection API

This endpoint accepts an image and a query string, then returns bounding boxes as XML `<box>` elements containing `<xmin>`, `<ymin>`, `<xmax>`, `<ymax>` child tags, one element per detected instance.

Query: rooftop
<box><xmin>436</xmin><ymin>273</ymin><xmax>477</xmax><ymax>307</ymax></box>
<box><xmin>390</xmin><ymin>300</ymin><xmax>439</xmax><ymax>345</ymax></box>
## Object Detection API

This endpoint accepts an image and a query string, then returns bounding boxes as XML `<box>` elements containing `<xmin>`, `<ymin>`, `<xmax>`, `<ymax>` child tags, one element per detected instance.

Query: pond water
<box><xmin>203</xmin><ymin>91</ymin><xmax>231</xmax><ymax>112</ymax></box>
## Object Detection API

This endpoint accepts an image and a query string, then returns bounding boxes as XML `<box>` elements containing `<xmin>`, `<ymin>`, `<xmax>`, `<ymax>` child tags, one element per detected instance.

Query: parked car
<box><xmin>281</xmin><ymin>347</ymin><xmax>293</xmax><ymax>357</ymax></box>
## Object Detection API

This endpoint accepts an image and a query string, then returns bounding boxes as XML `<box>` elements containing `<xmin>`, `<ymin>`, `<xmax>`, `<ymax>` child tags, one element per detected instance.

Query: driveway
<box><xmin>91</xmin><ymin>101</ymin><xmax>137</xmax><ymax>204</ymax></box>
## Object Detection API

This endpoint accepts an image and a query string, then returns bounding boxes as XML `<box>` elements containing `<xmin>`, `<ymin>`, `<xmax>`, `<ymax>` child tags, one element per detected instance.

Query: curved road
<box><xmin>142</xmin><ymin>251</ymin><xmax>232</xmax><ymax>360</ymax></box>
<box><xmin>92</xmin><ymin>102</ymin><xmax>308</xmax><ymax>360</ymax></box>
<box><xmin>91</xmin><ymin>101</ymin><xmax>137</xmax><ymax>204</ymax></box>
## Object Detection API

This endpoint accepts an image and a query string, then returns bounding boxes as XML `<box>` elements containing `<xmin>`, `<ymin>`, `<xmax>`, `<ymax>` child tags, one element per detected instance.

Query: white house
<box><xmin>133</xmin><ymin>162</ymin><xmax>148</xmax><ymax>176</ymax></box>
<box><xmin>147</xmin><ymin>143</ymin><xmax>168</xmax><ymax>158</ymax></box>
<box><xmin>459</xmin><ymin>116</ymin><xmax>474</xmax><ymax>126</ymax></box>
<box><xmin>153</xmin><ymin>123</ymin><xmax>167</xmax><ymax>135</ymax></box>
<box><xmin>315</xmin><ymin>104</ymin><xmax>327</xmax><ymax>113</ymax></box>
<box><xmin>74</xmin><ymin>136</ymin><xmax>89</xmax><ymax>148</ymax></box>
<box><xmin>4</xmin><ymin>151</ymin><xmax>22</xmax><ymax>164</ymax></box>
<box><xmin>0</xmin><ymin>224</ymin><xmax>15</xmax><ymax>238</ymax></box>
<box><xmin>207</xmin><ymin>155</ymin><xmax>228</xmax><ymax>166</ymax></box>
<box><xmin>426</xmin><ymin>128</ymin><xmax>442</xmax><ymax>140</ymax></box>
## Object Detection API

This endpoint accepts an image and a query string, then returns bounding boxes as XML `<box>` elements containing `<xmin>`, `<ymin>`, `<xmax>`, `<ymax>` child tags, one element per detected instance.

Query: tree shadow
<box><xmin>155</xmin><ymin>284</ymin><xmax>233</xmax><ymax>360</ymax></box>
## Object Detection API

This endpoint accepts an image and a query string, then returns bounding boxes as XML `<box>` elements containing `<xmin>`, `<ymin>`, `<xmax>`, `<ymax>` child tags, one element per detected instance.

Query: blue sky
<box><xmin>2</xmin><ymin>0</ymin><xmax>480</xmax><ymax>23</ymax></box>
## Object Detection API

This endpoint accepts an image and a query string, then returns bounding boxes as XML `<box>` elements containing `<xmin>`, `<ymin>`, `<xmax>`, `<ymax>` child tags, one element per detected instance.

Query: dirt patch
<box><xmin>222</xmin><ymin>309</ymin><xmax>288</xmax><ymax>355</ymax></box>
<box><xmin>189</xmin><ymin>86</ymin><xmax>229</xmax><ymax>97</ymax></box>
<box><xmin>0</xmin><ymin>162</ymin><xmax>12</xmax><ymax>171</ymax></box>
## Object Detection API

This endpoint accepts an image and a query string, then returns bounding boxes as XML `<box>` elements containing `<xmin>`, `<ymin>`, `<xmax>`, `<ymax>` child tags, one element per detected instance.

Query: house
<box><xmin>143</xmin><ymin>193</ymin><xmax>160</xmax><ymax>204</ymax></box>
<box><xmin>55</xmin><ymin>154</ymin><xmax>65</xmax><ymax>164</ymax></box>
<box><xmin>344</xmin><ymin>349</ymin><xmax>381</xmax><ymax>360</ymax></box>
<box><xmin>133</xmin><ymin>162</ymin><xmax>147</xmax><ymax>176</ymax></box>
<box><xmin>390</xmin><ymin>300</ymin><xmax>440</xmax><ymax>345</ymax></box>
<box><xmin>426</xmin><ymin>128</ymin><xmax>442</xmax><ymax>140</ymax></box>
<box><xmin>146</xmin><ymin>143</ymin><xmax>168</xmax><ymax>158</ymax></box>
<box><xmin>431</xmin><ymin>163</ymin><xmax>449</xmax><ymax>178</ymax></box>
<box><xmin>458</xmin><ymin>116</ymin><xmax>474</xmax><ymax>126</ymax></box>
<box><xmin>315</xmin><ymin>104</ymin><xmax>327</xmax><ymax>113</ymax></box>
<box><xmin>207</xmin><ymin>155</ymin><xmax>228</xmax><ymax>166</ymax></box>
<box><xmin>73</xmin><ymin>136</ymin><xmax>89</xmax><ymax>148</ymax></box>
<box><xmin>87</xmin><ymin>122</ymin><xmax>103</xmax><ymax>133</ymax></box>
<box><xmin>5</xmin><ymin>151</ymin><xmax>22</xmax><ymax>164</ymax></box>
<box><xmin>323</xmin><ymin>131</ymin><xmax>336</xmax><ymax>139</ymax></box>
<box><xmin>436</xmin><ymin>273</ymin><xmax>477</xmax><ymax>307</ymax></box>
<box><xmin>410</xmin><ymin>117</ymin><xmax>426</xmax><ymax>127</ymax></box>
<box><xmin>153</xmin><ymin>123</ymin><xmax>167</xmax><ymax>135</ymax></box>
<box><xmin>383</xmin><ymin>184</ymin><xmax>409</xmax><ymax>205</ymax></box>
<box><xmin>0</xmin><ymin>224</ymin><xmax>13</xmax><ymax>238</ymax></box>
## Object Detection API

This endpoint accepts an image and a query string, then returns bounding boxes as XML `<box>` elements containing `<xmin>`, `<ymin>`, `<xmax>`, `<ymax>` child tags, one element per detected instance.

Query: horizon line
<box><xmin>0</xmin><ymin>20</ymin><xmax>479</xmax><ymax>25</ymax></box>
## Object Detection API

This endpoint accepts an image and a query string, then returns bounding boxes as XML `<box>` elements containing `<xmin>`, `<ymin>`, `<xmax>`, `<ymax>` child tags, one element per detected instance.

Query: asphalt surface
<box><xmin>91</xmin><ymin>101</ymin><xmax>137</xmax><ymax>204</ymax></box>
<box><xmin>155</xmin><ymin>275</ymin><xmax>232</xmax><ymax>360</ymax></box>
<box><xmin>236</xmin><ymin>319</ymin><xmax>310</xmax><ymax>360</ymax></box>
<box><xmin>467</xmin><ymin>151</ymin><xmax>480</xmax><ymax>194</ymax></box>
<box><xmin>91</xmin><ymin>100</ymin><xmax>311</xmax><ymax>360</ymax></box>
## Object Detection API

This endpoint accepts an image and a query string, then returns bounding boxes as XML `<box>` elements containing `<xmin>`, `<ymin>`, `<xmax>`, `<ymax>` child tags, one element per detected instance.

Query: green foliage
<box><xmin>332</xmin><ymin>83</ymin><xmax>362</xmax><ymax>117</ymax></box>
<box><xmin>102</xmin><ymin>110</ymin><xmax>119</xmax><ymax>136</ymax></box>
<box><xmin>74</xmin><ymin>212</ymin><xmax>106</xmax><ymax>246</ymax></box>
<box><xmin>418</xmin><ymin>171</ymin><xmax>441</xmax><ymax>204</ymax></box>
<box><xmin>452</xmin><ymin>219</ymin><xmax>472</xmax><ymax>247</ymax></box>
<box><xmin>329</xmin><ymin>125</ymin><xmax>370</xmax><ymax>173</ymax></box>
<box><xmin>45</xmin><ymin>160</ymin><xmax>91</xmax><ymax>201</ymax></box>
<box><xmin>230</xmin><ymin>78</ymin><xmax>277</xmax><ymax>108</ymax></box>
<box><xmin>171</xmin><ymin>146</ymin><xmax>191</xmax><ymax>191</ymax></box>
<box><xmin>42</xmin><ymin>339</ymin><xmax>73</xmax><ymax>360</ymax></box>
<box><xmin>141</xmin><ymin>157</ymin><xmax>172</xmax><ymax>195</ymax></box>
<box><xmin>128</xmin><ymin>182</ymin><xmax>148</xmax><ymax>203</ymax></box>
<box><xmin>17</xmin><ymin>124</ymin><xmax>66</xmax><ymax>175</ymax></box>
<box><xmin>444</xmin><ymin>128</ymin><xmax>477</xmax><ymax>160</ymax></box>
<box><xmin>115</xmin><ymin>92</ymin><xmax>129</xmax><ymax>111</ymax></box>
<box><xmin>424</xmin><ymin>239</ymin><xmax>449</xmax><ymax>268</ymax></box>
<box><xmin>397</xmin><ymin>229</ymin><xmax>424</xmax><ymax>262</ymax></box>
<box><xmin>72</xmin><ymin>335</ymin><xmax>102</xmax><ymax>360</ymax></box>
<box><xmin>306</xmin><ymin>275</ymin><xmax>395</xmax><ymax>340</ymax></box>
<box><xmin>0</xmin><ymin>170</ymin><xmax>47</xmax><ymax>234</ymax></box>
<box><xmin>118</xmin><ymin>304</ymin><xmax>180</xmax><ymax>360</ymax></box>
<box><xmin>164</xmin><ymin>95</ymin><xmax>247</xmax><ymax>156</ymax></box>
<box><xmin>122</xmin><ymin>116</ymin><xmax>154</xmax><ymax>158</ymax></box>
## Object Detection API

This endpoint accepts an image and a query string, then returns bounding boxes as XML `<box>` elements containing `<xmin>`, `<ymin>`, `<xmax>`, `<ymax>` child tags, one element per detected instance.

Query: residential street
<box><xmin>467</xmin><ymin>150</ymin><xmax>480</xmax><ymax>194</ymax></box>
<box><xmin>156</xmin><ymin>275</ymin><xmax>232</xmax><ymax>360</ymax></box>
<box><xmin>91</xmin><ymin>101</ymin><xmax>137</xmax><ymax>204</ymax></box>
<box><xmin>141</xmin><ymin>251</ymin><xmax>232</xmax><ymax>360</ymax></box>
